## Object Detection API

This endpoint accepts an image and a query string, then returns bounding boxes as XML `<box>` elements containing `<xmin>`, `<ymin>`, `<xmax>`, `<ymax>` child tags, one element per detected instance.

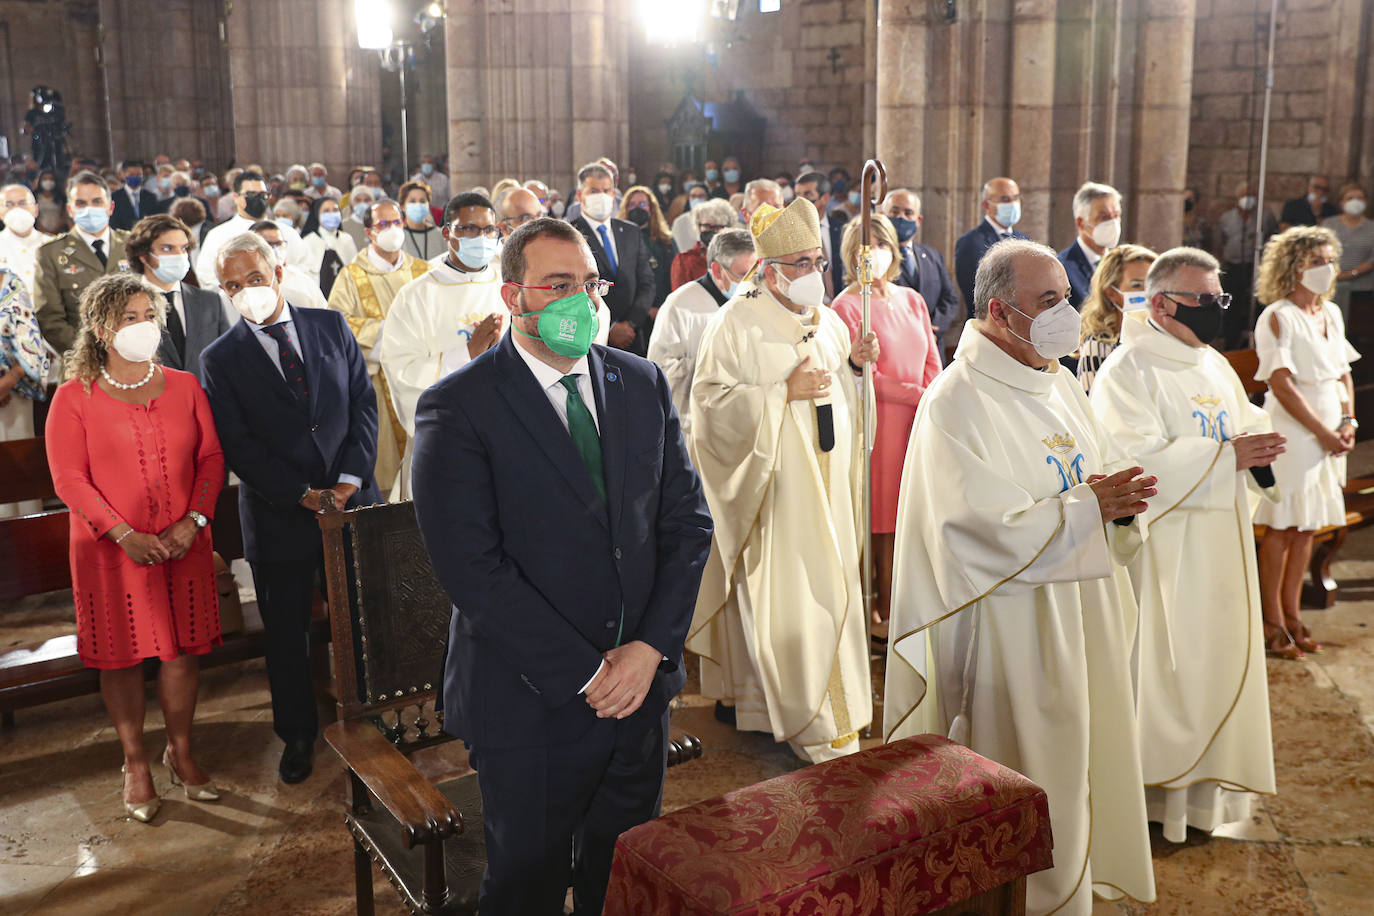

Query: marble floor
<box><xmin>3</xmin><ymin>456</ymin><xmax>1373</xmax><ymax>915</ymax></box>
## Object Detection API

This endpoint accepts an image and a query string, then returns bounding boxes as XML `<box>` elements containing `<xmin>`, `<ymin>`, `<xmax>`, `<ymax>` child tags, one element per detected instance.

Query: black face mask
<box><xmin>173</xmin><ymin>185</ymin><xmax>190</xmax><ymax>198</ymax></box>
<box><xmin>699</xmin><ymin>230</ymin><xmax>716</xmax><ymax>251</ymax></box>
<box><xmin>1169</xmin><ymin>298</ymin><xmax>1223</xmax><ymax>343</ymax></box>
<box><xmin>626</xmin><ymin>208</ymin><xmax>650</xmax><ymax>227</ymax></box>
<box><xmin>242</xmin><ymin>192</ymin><xmax>269</xmax><ymax>218</ymax></box>
<box><xmin>1184</xmin><ymin>198</ymin><xmax>1195</xmax><ymax>213</ymax></box>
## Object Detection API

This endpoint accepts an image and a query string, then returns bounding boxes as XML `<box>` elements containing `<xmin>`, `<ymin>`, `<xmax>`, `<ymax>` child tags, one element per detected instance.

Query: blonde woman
<box><xmin>1076</xmin><ymin>244</ymin><xmax>1158</xmax><ymax>394</ymax></box>
<box><xmin>45</xmin><ymin>273</ymin><xmax>225</xmax><ymax>821</ymax></box>
<box><xmin>831</xmin><ymin>215</ymin><xmax>941</xmax><ymax>628</ymax></box>
<box><xmin>1253</xmin><ymin>226</ymin><xmax>1360</xmax><ymax>658</ymax></box>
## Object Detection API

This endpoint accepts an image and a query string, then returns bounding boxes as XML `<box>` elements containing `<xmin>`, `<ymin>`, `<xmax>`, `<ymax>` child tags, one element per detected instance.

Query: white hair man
<box><xmin>1059</xmin><ymin>181</ymin><xmax>1122</xmax><ymax>308</ymax></box>
<box><xmin>885</xmin><ymin>238</ymin><xmax>1158</xmax><ymax>915</ymax></box>
<box><xmin>1089</xmin><ymin>245</ymin><xmax>1282</xmax><ymax>844</ymax></box>
<box><xmin>304</xmin><ymin>161</ymin><xmax>342</xmax><ymax>202</ymax></box>
<box><xmin>647</xmin><ymin>228</ymin><xmax>756</xmax><ymax>439</ymax></box>
<box><xmin>0</xmin><ymin>183</ymin><xmax>53</xmax><ymax>294</ymax></box>
<box><xmin>741</xmin><ymin>178</ymin><xmax>782</xmax><ymax>225</ymax></box>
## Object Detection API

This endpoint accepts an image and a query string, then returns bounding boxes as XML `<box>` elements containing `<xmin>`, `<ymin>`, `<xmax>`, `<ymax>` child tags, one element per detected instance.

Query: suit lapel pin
<box><xmin>606</xmin><ymin>371</ymin><xmax>617</xmax><ymax>382</ymax></box>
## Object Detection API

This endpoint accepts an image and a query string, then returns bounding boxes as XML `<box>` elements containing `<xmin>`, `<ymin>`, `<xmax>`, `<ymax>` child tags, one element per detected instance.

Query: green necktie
<box><xmin>559</xmin><ymin>375</ymin><xmax>606</xmax><ymax>504</ymax></box>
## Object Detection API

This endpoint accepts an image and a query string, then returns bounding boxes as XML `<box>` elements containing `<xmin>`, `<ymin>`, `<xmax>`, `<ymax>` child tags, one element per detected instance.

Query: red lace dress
<box><xmin>46</xmin><ymin>369</ymin><xmax>226</xmax><ymax>669</ymax></box>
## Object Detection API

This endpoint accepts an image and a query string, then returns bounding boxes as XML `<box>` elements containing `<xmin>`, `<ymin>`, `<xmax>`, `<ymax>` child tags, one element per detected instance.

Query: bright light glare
<box><xmin>760</xmin><ymin>0</ymin><xmax>780</xmax><ymax>11</ymax></box>
<box><xmin>355</xmin><ymin>0</ymin><xmax>394</xmax><ymax>49</ymax></box>
<box><xmin>638</xmin><ymin>0</ymin><xmax>705</xmax><ymax>45</ymax></box>
<box><xmin>425</xmin><ymin>1</ymin><xmax>443</xmax><ymax>17</ymax></box>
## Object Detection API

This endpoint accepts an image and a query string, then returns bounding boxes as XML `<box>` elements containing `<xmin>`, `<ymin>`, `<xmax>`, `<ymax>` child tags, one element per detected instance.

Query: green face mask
<box><xmin>514</xmin><ymin>290</ymin><xmax>598</xmax><ymax>358</ymax></box>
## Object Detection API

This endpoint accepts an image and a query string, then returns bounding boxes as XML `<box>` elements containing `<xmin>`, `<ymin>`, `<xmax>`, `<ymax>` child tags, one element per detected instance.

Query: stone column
<box><xmin>1007</xmin><ymin>0</ymin><xmax>1058</xmax><ymax>245</ymax></box>
<box><xmin>875</xmin><ymin>0</ymin><xmax>929</xmax><ymax>200</ymax></box>
<box><xmin>223</xmin><ymin>0</ymin><xmax>380</xmax><ymax>181</ymax></box>
<box><xmin>1130</xmin><ymin>0</ymin><xmax>1196</xmax><ymax>254</ymax></box>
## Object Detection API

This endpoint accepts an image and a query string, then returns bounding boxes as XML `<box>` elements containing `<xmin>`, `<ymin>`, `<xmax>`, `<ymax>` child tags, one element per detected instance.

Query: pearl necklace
<box><xmin>100</xmin><ymin>362</ymin><xmax>156</xmax><ymax>391</ymax></box>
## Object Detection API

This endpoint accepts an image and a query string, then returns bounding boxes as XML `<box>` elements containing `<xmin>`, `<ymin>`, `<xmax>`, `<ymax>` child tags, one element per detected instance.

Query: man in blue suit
<box><xmin>885</xmin><ymin>189</ymin><xmax>960</xmax><ymax>362</ymax></box>
<box><xmin>411</xmin><ymin>217</ymin><xmax>712</xmax><ymax>916</ymax></box>
<box><xmin>954</xmin><ymin>177</ymin><xmax>1031</xmax><ymax>319</ymax></box>
<box><xmin>201</xmin><ymin>232</ymin><xmax>379</xmax><ymax>785</ymax></box>
<box><xmin>1057</xmin><ymin>181</ymin><xmax>1122</xmax><ymax>309</ymax></box>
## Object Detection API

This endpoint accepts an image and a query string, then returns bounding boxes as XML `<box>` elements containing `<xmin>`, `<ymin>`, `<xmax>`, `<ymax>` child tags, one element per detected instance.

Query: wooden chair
<box><xmin>316</xmin><ymin>497</ymin><xmax>702</xmax><ymax>915</ymax></box>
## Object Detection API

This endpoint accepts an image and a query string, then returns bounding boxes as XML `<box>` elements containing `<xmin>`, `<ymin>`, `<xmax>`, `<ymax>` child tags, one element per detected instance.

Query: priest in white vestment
<box><xmin>1089</xmin><ymin>246</ymin><xmax>1282</xmax><ymax>844</ymax></box>
<box><xmin>885</xmin><ymin>239</ymin><xmax>1157</xmax><ymax>916</ymax></box>
<box><xmin>686</xmin><ymin>199</ymin><xmax>878</xmax><ymax>764</ymax></box>
<box><xmin>646</xmin><ymin>228</ymin><xmax>755</xmax><ymax>440</ymax></box>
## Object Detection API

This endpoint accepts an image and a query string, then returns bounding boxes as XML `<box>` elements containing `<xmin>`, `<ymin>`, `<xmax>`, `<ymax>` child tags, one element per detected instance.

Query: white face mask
<box><xmin>1344</xmin><ymin>199</ymin><xmax>1366</xmax><ymax>217</ymax></box>
<box><xmin>1238</xmin><ymin>195</ymin><xmax>1257</xmax><ymax>210</ymax></box>
<box><xmin>231</xmin><ymin>285</ymin><xmax>280</xmax><ymax>323</ymax></box>
<box><xmin>374</xmin><ymin>225</ymin><xmax>405</xmax><ymax>253</ymax></box>
<box><xmin>1003</xmin><ymin>298</ymin><xmax>1081</xmax><ymax>360</ymax></box>
<box><xmin>1090</xmin><ymin>217</ymin><xmax>1121</xmax><ymax>249</ymax></box>
<box><xmin>869</xmin><ymin>247</ymin><xmax>893</xmax><ymax>279</ymax></box>
<box><xmin>110</xmin><ymin>320</ymin><xmax>163</xmax><ymax>363</ymax></box>
<box><xmin>4</xmin><ymin>207</ymin><xmax>35</xmax><ymax>234</ymax></box>
<box><xmin>581</xmin><ymin>192</ymin><xmax>614</xmax><ymax>222</ymax></box>
<box><xmin>1111</xmin><ymin>286</ymin><xmax>1149</xmax><ymax>312</ymax></box>
<box><xmin>1300</xmin><ymin>263</ymin><xmax>1337</xmax><ymax>294</ymax></box>
<box><xmin>773</xmin><ymin>265</ymin><xmax>826</xmax><ymax>310</ymax></box>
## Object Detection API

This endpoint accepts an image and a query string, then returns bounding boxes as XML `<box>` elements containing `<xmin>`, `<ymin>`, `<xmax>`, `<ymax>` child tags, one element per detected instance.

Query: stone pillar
<box><xmin>1130</xmin><ymin>0</ymin><xmax>1195</xmax><ymax>254</ymax></box>
<box><xmin>1008</xmin><ymin>0</ymin><xmax>1058</xmax><ymax>245</ymax></box>
<box><xmin>445</xmin><ymin>0</ymin><xmax>631</xmax><ymax>195</ymax></box>
<box><xmin>875</xmin><ymin>0</ymin><xmax>929</xmax><ymax>200</ymax></box>
<box><xmin>223</xmin><ymin>0</ymin><xmax>380</xmax><ymax>182</ymax></box>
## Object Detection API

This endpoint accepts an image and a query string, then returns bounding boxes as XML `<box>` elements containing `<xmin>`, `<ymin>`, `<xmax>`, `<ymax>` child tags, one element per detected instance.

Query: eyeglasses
<box><xmin>1162</xmin><ymin>291</ymin><xmax>1231</xmax><ymax>309</ymax></box>
<box><xmin>767</xmin><ymin>256</ymin><xmax>829</xmax><ymax>275</ymax></box>
<box><xmin>372</xmin><ymin>218</ymin><xmax>403</xmax><ymax>231</ymax></box>
<box><xmin>499</xmin><ymin>213</ymin><xmax>539</xmax><ymax>230</ymax></box>
<box><xmin>450</xmin><ymin>223</ymin><xmax>501</xmax><ymax>239</ymax></box>
<box><xmin>506</xmin><ymin>280</ymin><xmax>614</xmax><ymax>298</ymax></box>
<box><xmin>697</xmin><ymin>222</ymin><xmax>727</xmax><ymax>233</ymax></box>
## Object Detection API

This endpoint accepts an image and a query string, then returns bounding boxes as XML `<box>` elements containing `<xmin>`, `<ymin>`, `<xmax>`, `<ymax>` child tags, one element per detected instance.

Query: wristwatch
<box><xmin>186</xmin><ymin>510</ymin><xmax>209</xmax><ymax>529</ymax></box>
<box><xmin>1339</xmin><ymin>416</ymin><xmax>1359</xmax><ymax>430</ymax></box>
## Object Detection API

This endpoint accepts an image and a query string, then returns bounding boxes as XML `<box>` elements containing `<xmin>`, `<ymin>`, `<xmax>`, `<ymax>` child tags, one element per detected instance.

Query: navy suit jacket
<box><xmin>411</xmin><ymin>334</ymin><xmax>713</xmax><ymax>750</ymax></box>
<box><xmin>571</xmin><ymin>215</ymin><xmax>655</xmax><ymax>355</ymax></box>
<box><xmin>954</xmin><ymin>220</ymin><xmax>1031</xmax><ymax>319</ymax></box>
<box><xmin>201</xmin><ymin>304</ymin><xmax>380</xmax><ymax>563</ymax></box>
<box><xmin>1058</xmin><ymin>240</ymin><xmax>1095</xmax><ymax>309</ymax></box>
<box><xmin>896</xmin><ymin>241</ymin><xmax>960</xmax><ymax>339</ymax></box>
<box><xmin>110</xmin><ymin>187</ymin><xmax>162</xmax><ymax>231</ymax></box>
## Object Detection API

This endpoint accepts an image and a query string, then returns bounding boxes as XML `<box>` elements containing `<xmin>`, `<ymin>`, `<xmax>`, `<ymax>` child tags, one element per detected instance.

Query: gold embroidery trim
<box><xmin>1148</xmin><ymin>439</ymin><xmax>1224</xmax><ymax>526</ymax></box>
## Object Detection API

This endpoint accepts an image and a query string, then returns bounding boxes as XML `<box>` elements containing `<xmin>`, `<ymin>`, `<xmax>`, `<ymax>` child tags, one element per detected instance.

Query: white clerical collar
<box><xmin>1076</xmin><ymin>237</ymin><xmax>1102</xmax><ymax>267</ymax></box>
<box><xmin>367</xmin><ymin>245</ymin><xmax>405</xmax><ymax>273</ymax></box>
<box><xmin>1</xmin><ymin>227</ymin><xmax>41</xmax><ymax>244</ymax></box>
<box><xmin>75</xmin><ymin>224</ymin><xmax>112</xmax><ymax>251</ymax></box>
<box><xmin>957</xmin><ymin>321</ymin><xmax>1059</xmax><ymax>395</ymax></box>
<box><xmin>512</xmin><ymin>334</ymin><xmax>589</xmax><ymax>392</ymax></box>
<box><xmin>984</xmin><ymin>216</ymin><xmax>1014</xmax><ymax>237</ymax></box>
<box><xmin>434</xmin><ymin>256</ymin><xmax>498</xmax><ymax>284</ymax></box>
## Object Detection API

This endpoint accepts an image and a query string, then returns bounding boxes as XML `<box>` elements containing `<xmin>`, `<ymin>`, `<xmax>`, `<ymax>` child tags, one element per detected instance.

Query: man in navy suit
<box><xmin>411</xmin><ymin>218</ymin><xmax>712</xmax><ymax>916</ymax></box>
<box><xmin>201</xmin><ymin>232</ymin><xmax>379</xmax><ymax>784</ymax></box>
<box><xmin>954</xmin><ymin>177</ymin><xmax>1031</xmax><ymax>319</ymax></box>
<box><xmin>1057</xmin><ymin>181</ymin><xmax>1122</xmax><ymax>309</ymax></box>
<box><xmin>885</xmin><ymin>189</ymin><xmax>959</xmax><ymax>361</ymax></box>
<box><xmin>109</xmin><ymin>160</ymin><xmax>162</xmax><ymax>231</ymax></box>
<box><xmin>795</xmin><ymin>171</ymin><xmax>846</xmax><ymax>301</ymax></box>
<box><xmin>569</xmin><ymin>161</ymin><xmax>655</xmax><ymax>356</ymax></box>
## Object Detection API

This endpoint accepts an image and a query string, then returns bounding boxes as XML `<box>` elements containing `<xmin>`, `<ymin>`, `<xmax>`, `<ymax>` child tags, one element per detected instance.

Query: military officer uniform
<box><xmin>34</xmin><ymin>228</ymin><xmax>132</xmax><ymax>354</ymax></box>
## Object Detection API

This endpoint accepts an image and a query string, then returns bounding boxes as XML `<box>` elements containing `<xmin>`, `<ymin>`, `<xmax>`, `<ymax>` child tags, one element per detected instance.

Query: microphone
<box><xmin>1250</xmin><ymin>465</ymin><xmax>1275</xmax><ymax>488</ymax></box>
<box><xmin>816</xmin><ymin>403</ymin><xmax>835</xmax><ymax>452</ymax></box>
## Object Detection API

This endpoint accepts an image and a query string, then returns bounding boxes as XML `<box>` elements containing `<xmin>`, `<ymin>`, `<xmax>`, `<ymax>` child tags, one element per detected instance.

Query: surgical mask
<box><xmin>288</xmin><ymin>180</ymin><xmax>306</xmax><ymax>191</ymax></box>
<box><xmin>1308</xmin><ymin>191</ymin><xmax>1324</xmax><ymax>204</ymax></box>
<box><xmin>1090</xmin><ymin>217</ymin><xmax>1121</xmax><ymax>249</ymax></box>
<box><xmin>551</xmin><ymin>200</ymin><xmax>566</xmax><ymax>218</ymax></box>
<box><xmin>780</xmin><ymin>186</ymin><xmax>795</xmax><ymax>203</ymax></box>
<box><xmin>717</xmin><ymin>270</ymin><xmax>741</xmax><ymax>298</ymax></box>
<box><xmin>1168</xmin><ymin>297</ymin><xmax>1223</xmax><ymax>343</ymax></box>
<box><xmin>173</xmin><ymin>185</ymin><xmax>189</xmax><ymax>198</ymax></box>
<box><xmin>312</xmin><ymin>175</ymin><xmax>326</xmax><ymax>188</ymax></box>
<box><xmin>375</xmin><ymin>225</ymin><xmax>405</xmax><ymax>252</ymax></box>
<box><xmin>869</xmin><ymin>247</ymin><xmax>893</xmax><ymax>278</ymax></box>
<box><xmin>4</xmin><ymin>207</ymin><xmax>35</xmax><ymax>234</ymax></box>
<box><xmin>848</xmin><ymin>190</ymin><xmax>861</xmax><ymax>207</ymax></box>
<box><xmin>159</xmin><ymin>176</ymin><xmax>173</xmax><ymax>190</ymax></box>
<box><xmin>456</xmin><ymin>235</ymin><xmax>500</xmax><ymax>269</ymax></box>
<box><xmin>773</xmin><ymin>265</ymin><xmax>825</xmax><ymax>310</ymax></box>
<box><xmin>421</xmin><ymin>163</ymin><xmax>434</xmax><ymax>176</ymax></box>
<box><xmin>39</xmin><ymin>179</ymin><xmax>55</xmax><ymax>191</ymax></box>
<box><xmin>231</xmin><ymin>285</ymin><xmax>280</xmax><ymax>323</ymax></box>
<box><xmin>125</xmin><ymin>175</ymin><xmax>142</xmax><ymax>189</ymax></box>
<box><xmin>242</xmin><ymin>193</ymin><xmax>269</xmax><ymax>218</ymax></box>
<box><xmin>683</xmin><ymin>181</ymin><xmax>701</xmax><ymax>193</ymax></box>
<box><xmin>1301</xmin><ymin>263</ymin><xmax>1337</xmax><ymax>294</ymax></box>
<box><xmin>1238</xmin><ymin>195</ymin><xmax>1256</xmax><ymax>210</ymax></box>
<box><xmin>404</xmin><ymin>202</ymin><xmax>430</xmax><ymax>224</ymax></box>
<box><xmin>995</xmin><ymin>200</ymin><xmax>1021</xmax><ymax>227</ymax></box>
<box><xmin>204</xmin><ymin>184</ymin><xmax>220</xmax><ymax>198</ymax></box>
<box><xmin>657</xmin><ymin>182</ymin><xmax>673</xmax><ymax>196</ymax></box>
<box><xmin>320</xmin><ymin>211</ymin><xmax>342</xmax><ymax>231</ymax></box>
<box><xmin>352</xmin><ymin>202</ymin><xmax>371</xmax><ymax>220</ymax></box>
<box><xmin>891</xmin><ymin>216</ymin><xmax>917</xmax><ymax>242</ymax></box>
<box><xmin>274</xmin><ymin>216</ymin><xmax>295</xmax><ymax>232</ymax></box>
<box><xmin>1344</xmin><ymin>199</ymin><xmax>1366</xmax><ymax>217</ymax></box>
<box><xmin>688</xmin><ymin>197</ymin><xmax>705</xmax><ymax>211</ymax></box>
<box><xmin>150</xmin><ymin>252</ymin><xmax>190</xmax><ymax>285</ymax></box>
<box><xmin>626</xmin><ymin>173</ymin><xmax>637</xmax><ymax>186</ymax></box>
<box><xmin>73</xmin><ymin>206</ymin><xmax>109</xmax><ymax>234</ymax></box>
<box><xmin>581</xmin><ymin>192</ymin><xmax>614</xmax><ymax>222</ymax></box>
<box><xmin>705</xmin><ymin>169</ymin><xmax>720</xmax><ymax>182</ymax></box>
<box><xmin>1004</xmin><ymin>298</ymin><xmax>1081</xmax><ymax>360</ymax></box>
<box><xmin>513</xmin><ymin>290</ymin><xmax>598</xmax><ymax>358</ymax></box>
<box><xmin>723</xmin><ymin>168</ymin><xmax>740</xmax><ymax>183</ymax></box>
<box><xmin>1111</xmin><ymin>287</ymin><xmax>1150</xmax><ymax>312</ymax></box>
<box><xmin>110</xmin><ymin>320</ymin><xmax>163</xmax><ymax>363</ymax></box>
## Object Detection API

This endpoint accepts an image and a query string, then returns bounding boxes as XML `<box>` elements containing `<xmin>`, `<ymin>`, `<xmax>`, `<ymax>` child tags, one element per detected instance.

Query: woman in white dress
<box><xmin>1253</xmin><ymin>226</ymin><xmax>1360</xmax><ymax>658</ymax></box>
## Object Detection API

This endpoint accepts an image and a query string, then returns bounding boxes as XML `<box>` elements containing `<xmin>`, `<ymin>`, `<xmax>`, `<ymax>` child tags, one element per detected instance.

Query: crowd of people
<box><xmin>0</xmin><ymin>148</ymin><xmax>1362</xmax><ymax>916</ymax></box>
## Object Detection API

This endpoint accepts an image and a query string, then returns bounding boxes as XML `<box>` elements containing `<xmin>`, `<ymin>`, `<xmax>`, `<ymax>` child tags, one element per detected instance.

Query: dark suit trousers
<box><xmin>248</xmin><ymin>557</ymin><xmax>323</xmax><ymax>744</ymax></box>
<box><xmin>468</xmin><ymin>709</ymin><xmax>670</xmax><ymax>916</ymax></box>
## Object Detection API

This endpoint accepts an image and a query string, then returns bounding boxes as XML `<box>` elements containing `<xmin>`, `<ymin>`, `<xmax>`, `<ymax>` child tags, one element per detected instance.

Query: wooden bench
<box><xmin>0</xmin><ymin>437</ymin><xmax>325</xmax><ymax>725</ymax></box>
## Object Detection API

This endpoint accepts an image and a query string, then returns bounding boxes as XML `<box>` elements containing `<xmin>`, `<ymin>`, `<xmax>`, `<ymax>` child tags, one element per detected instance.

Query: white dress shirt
<box><xmin>581</xmin><ymin>212</ymin><xmax>619</xmax><ymax>268</ymax></box>
<box><xmin>74</xmin><ymin>224</ymin><xmax>113</xmax><ymax>260</ymax></box>
<box><xmin>983</xmin><ymin>215</ymin><xmax>1015</xmax><ymax>238</ymax></box>
<box><xmin>1076</xmin><ymin>236</ymin><xmax>1103</xmax><ymax>268</ymax></box>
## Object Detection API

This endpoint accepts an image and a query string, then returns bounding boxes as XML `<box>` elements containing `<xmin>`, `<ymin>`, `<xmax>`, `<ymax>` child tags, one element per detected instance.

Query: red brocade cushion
<box><xmin>605</xmin><ymin>735</ymin><xmax>1053</xmax><ymax>916</ymax></box>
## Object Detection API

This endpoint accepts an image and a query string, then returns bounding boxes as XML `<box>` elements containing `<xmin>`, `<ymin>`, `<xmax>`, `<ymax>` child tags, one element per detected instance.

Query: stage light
<box><xmin>425</xmin><ymin>1</ymin><xmax>443</xmax><ymax>18</ymax></box>
<box><xmin>638</xmin><ymin>0</ymin><xmax>706</xmax><ymax>45</ymax></box>
<box><xmin>354</xmin><ymin>0</ymin><xmax>394</xmax><ymax>50</ymax></box>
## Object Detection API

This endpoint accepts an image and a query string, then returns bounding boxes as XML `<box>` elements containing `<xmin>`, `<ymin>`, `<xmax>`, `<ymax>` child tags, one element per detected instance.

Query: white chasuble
<box><xmin>1090</xmin><ymin>313</ymin><xmax>1277</xmax><ymax>842</ymax></box>
<box><xmin>884</xmin><ymin>322</ymin><xmax>1155</xmax><ymax>916</ymax></box>
<box><xmin>686</xmin><ymin>280</ymin><xmax>872</xmax><ymax>763</ymax></box>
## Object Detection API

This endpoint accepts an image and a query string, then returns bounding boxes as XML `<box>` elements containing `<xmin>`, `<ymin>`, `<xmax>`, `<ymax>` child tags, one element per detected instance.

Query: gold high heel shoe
<box><xmin>120</xmin><ymin>764</ymin><xmax>161</xmax><ymax>823</ymax></box>
<box><xmin>162</xmin><ymin>749</ymin><xmax>220</xmax><ymax>801</ymax></box>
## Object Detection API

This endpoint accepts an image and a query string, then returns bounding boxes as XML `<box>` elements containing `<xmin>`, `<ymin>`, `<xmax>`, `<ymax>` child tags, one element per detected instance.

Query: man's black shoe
<box><xmin>714</xmin><ymin>701</ymin><xmax>737</xmax><ymax>726</ymax></box>
<box><xmin>279</xmin><ymin>738</ymin><xmax>315</xmax><ymax>784</ymax></box>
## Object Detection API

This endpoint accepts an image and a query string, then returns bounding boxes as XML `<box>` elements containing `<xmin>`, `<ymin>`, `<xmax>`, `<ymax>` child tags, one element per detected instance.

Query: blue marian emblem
<box><xmin>1043</xmin><ymin>434</ymin><xmax>1086</xmax><ymax>493</ymax></box>
<box><xmin>1191</xmin><ymin>395</ymin><xmax>1231</xmax><ymax>442</ymax></box>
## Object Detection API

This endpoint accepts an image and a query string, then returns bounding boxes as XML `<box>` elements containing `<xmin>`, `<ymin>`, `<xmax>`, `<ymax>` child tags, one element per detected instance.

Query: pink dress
<box><xmin>832</xmin><ymin>285</ymin><xmax>942</xmax><ymax>532</ymax></box>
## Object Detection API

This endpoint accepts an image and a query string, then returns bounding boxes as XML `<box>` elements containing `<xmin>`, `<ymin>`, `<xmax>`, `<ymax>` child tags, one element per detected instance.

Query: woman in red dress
<box><xmin>831</xmin><ymin>215</ymin><xmax>942</xmax><ymax>632</ymax></box>
<box><xmin>46</xmin><ymin>272</ymin><xmax>225</xmax><ymax>822</ymax></box>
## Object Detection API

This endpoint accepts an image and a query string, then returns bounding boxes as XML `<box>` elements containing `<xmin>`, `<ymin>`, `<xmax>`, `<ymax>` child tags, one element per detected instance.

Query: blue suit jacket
<box><xmin>1058</xmin><ymin>240</ymin><xmax>1095</xmax><ymax>309</ymax></box>
<box><xmin>954</xmin><ymin>220</ymin><xmax>1031</xmax><ymax>319</ymax></box>
<box><xmin>895</xmin><ymin>241</ymin><xmax>960</xmax><ymax>340</ymax></box>
<box><xmin>201</xmin><ymin>305</ymin><xmax>380</xmax><ymax>563</ymax></box>
<box><xmin>411</xmin><ymin>334</ymin><xmax>713</xmax><ymax>750</ymax></box>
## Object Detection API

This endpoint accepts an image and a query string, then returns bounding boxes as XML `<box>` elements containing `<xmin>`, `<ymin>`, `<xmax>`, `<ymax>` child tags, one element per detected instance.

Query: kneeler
<box><xmin>604</xmin><ymin>735</ymin><xmax>1053</xmax><ymax>916</ymax></box>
